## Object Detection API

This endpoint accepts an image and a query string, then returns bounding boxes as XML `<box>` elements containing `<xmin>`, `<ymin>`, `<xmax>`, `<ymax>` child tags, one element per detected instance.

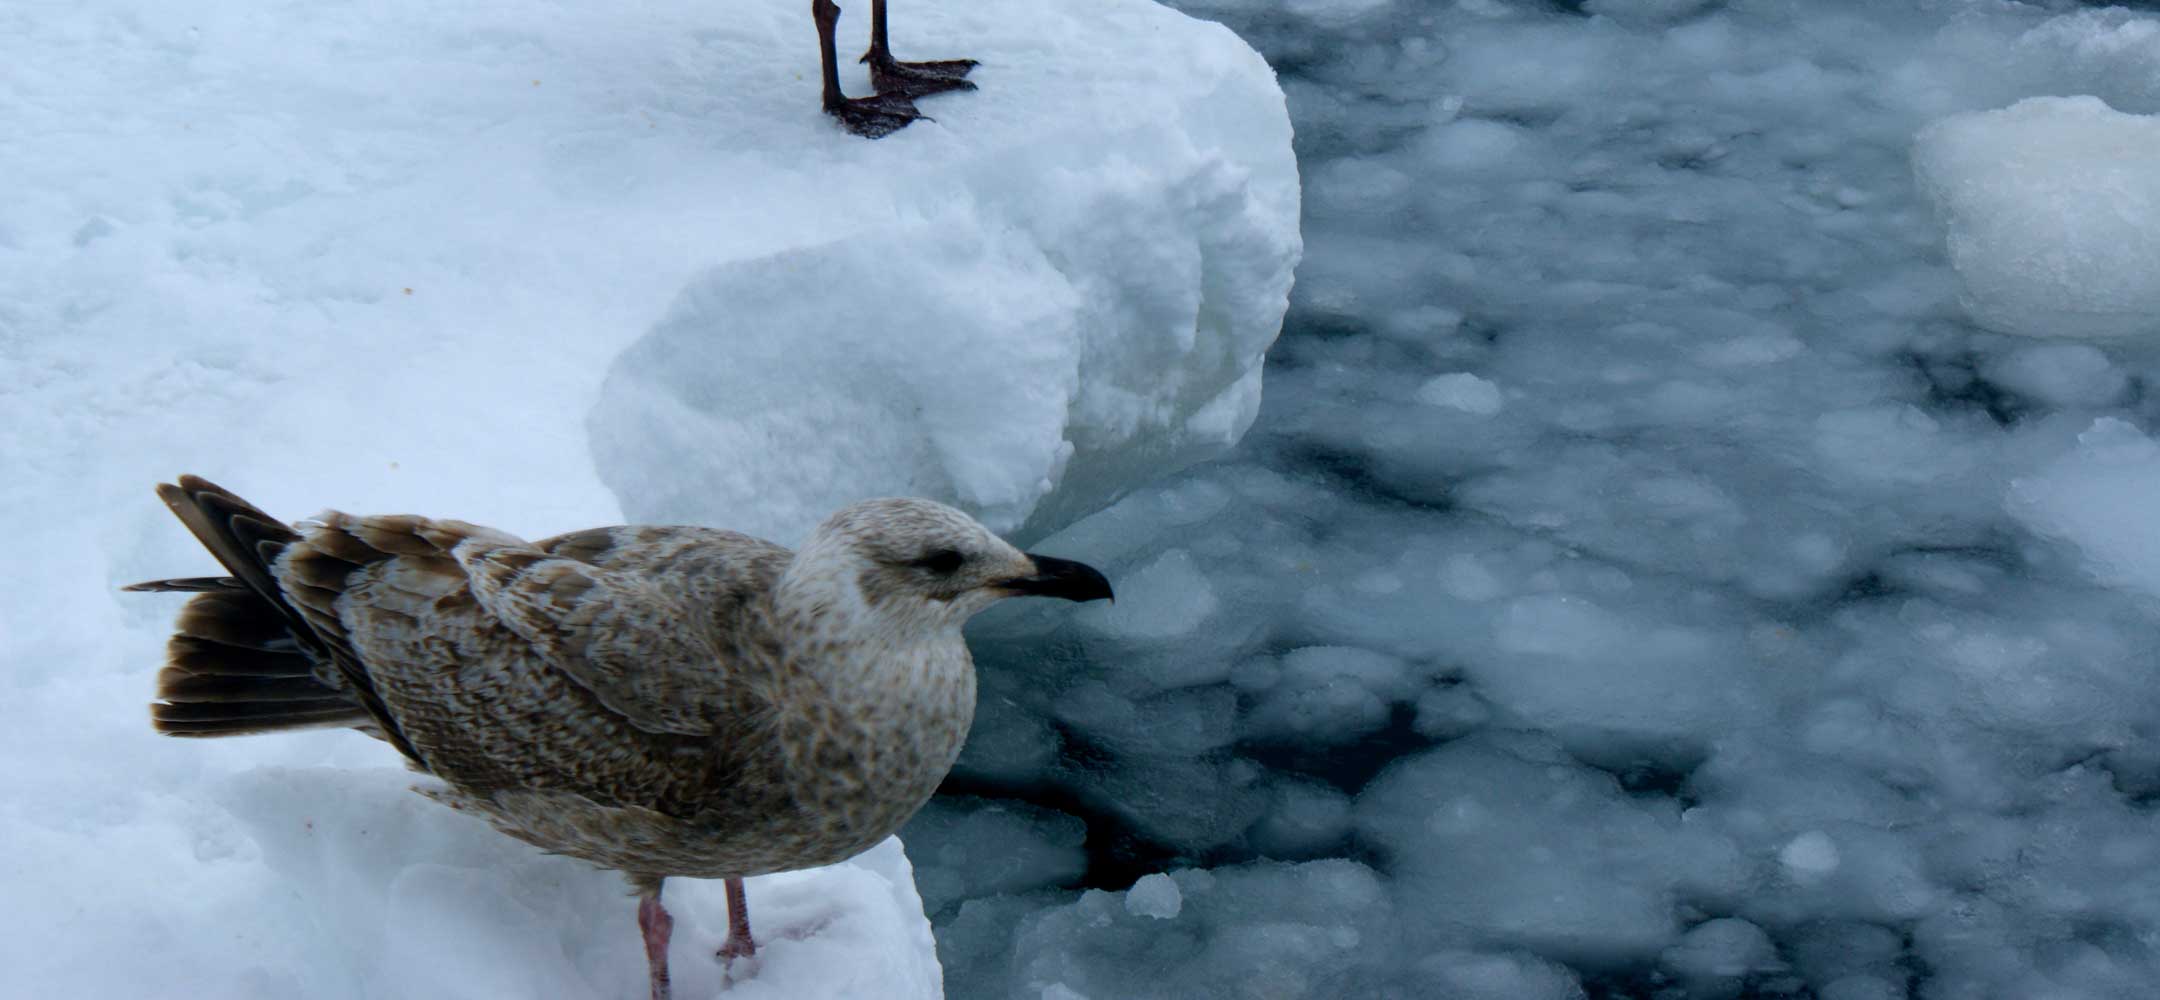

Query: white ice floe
<box><xmin>1915</xmin><ymin>96</ymin><xmax>2160</xmax><ymax>340</ymax></box>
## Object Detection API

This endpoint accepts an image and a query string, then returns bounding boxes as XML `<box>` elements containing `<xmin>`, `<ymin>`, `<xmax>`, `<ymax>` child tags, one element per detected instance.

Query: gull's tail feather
<box><xmin>128</xmin><ymin>476</ymin><xmax>398</xmax><ymax>745</ymax></box>
<box><xmin>135</xmin><ymin>580</ymin><xmax>367</xmax><ymax>737</ymax></box>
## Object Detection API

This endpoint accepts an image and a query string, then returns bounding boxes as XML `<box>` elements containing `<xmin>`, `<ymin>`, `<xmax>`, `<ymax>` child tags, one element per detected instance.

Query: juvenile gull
<box><xmin>127</xmin><ymin>476</ymin><xmax>1111</xmax><ymax>1000</ymax></box>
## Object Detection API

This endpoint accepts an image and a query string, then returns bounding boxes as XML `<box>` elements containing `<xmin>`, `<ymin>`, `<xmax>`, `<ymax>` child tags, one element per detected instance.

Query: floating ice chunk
<box><xmin>1980</xmin><ymin>343</ymin><xmax>2128</xmax><ymax>408</ymax></box>
<box><xmin>1284</xmin><ymin>0</ymin><xmax>1394</xmax><ymax>29</ymax></box>
<box><xmin>1052</xmin><ymin>682</ymin><xmax>1237</xmax><ymax>758</ymax></box>
<box><xmin>1124</xmin><ymin>874</ymin><xmax>1184</xmax><ymax>919</ymax></box>
<box><xmin>1356</xmin><ymin>734</ymin><xmax>1745</xmax><ymax>964</ymax></box>
<box><xmin>1249</xmin><ymin>778</ymin><xmax>1354</xmax><ymax>857</ymax></box>
<box><xmin>951</xmin><ymin>694</ymin><xmax>1062</xmax><ymax>786</ymax></box>
<box><xmin>1780</xmin><ymin>921</ymin><xmax>1908</xmax><ymax>996</ymax></box>
<box><xmin>1421</xmin><ymin>119</ymin><xmax>1532</xmax><ymax>173</ymax></box>
<box><xmin>1819</xmin><ymin>977</ymin><xmax>1904</xmax><ymax>1000</ymax></box>
<box><xmin>936</xmin><ymin>894</ymin><xmax>1056</xmax><ymax>994</ymax></box>
<box><xmin>1074</xmin><ymin>549</ymin><xmax>1219</xmax><ymax>641</ymax></box>
<box><xmin>1584</xmin><ymin>0</ymin><xmax>1720</xmax><ymax>28</ymax></box>
<box><xmin>1241</xmin><ymin>646</ymin><xmax>1416</xmax><ymax>744</ymax></box>
<box><xmin>2009</xmin><ymin>418</ymin><xmax>2160</xmax><ymax>600</ymax></box>
<box><xmin>902</xmin><ymin>798</ymin><xmax>1087</xmax><ymax>917</ymax></box>
<box><xmin>1413</xmin><ymin>951</ymin><xmax>1586</xmax><ymax>1000</ymax></box>
<box><xmin>1662</xmin><ymin>918</ymin><xmax>1781</xmax><ymax>994</ymax></box>
<box><xmin>1004</xmin><ymin>861</ymin><xmax>1400</xmax><ymax>999</ymax></box>
<box><xmin>1417</xmin><ymin>373</ymin><xmax>1505</xmax><ymax>415</ymax></box>
<box><xmin>1482</xmin><ymin>592</ymin><xmax>1759</xmax><ymax>753</ymax></box>
<box><xmin>1439</xmin><ymin>553</ymin><xmax>1508</xmax><ymax>601</ymax></box>
<box><xmin>1799</xmin><ymin>827</ymin><xmax>1942</xmax><ymax>923</ymax></box>
<box><xmin>1412</xmin><ymin>686</ymin><xmax>1492</xmax><ymax>740</ymax></box>
<box><xmin>1069</xmin><ymin>754</ymin><xmax>1268</xmax><ymax>853</ymax></box>
<box><xmin>1693</xmin><ymin>329</ymin><xmax>1802</xmax><ymax>368</ymax></box>
<box><xmin>1914</xmin><ymin>96</ymin><xmax>2160</xmax><ymax>340</ymax></box>
<box><xmin>1780</xmin><ymin>831</ymin><xmax>1842</xmax><ymax>880</ymax></box>
<box><xmin>1496</xmin><ymin>594</ymin><xmax>1626</xmax><ymax>658</ymax></box>
<box><xmin>1810</xmin><ymin>405</ymin><xmax>1977</xmax><ymax>486</ymax></box>
<box><xmin>1309</xmin><ymin>157</ymin><xmax>1416</xmax><ymax>220</ymax></box>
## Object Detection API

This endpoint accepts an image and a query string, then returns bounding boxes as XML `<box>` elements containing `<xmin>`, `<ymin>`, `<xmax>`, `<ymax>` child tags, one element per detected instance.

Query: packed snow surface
<box><xmin>0</xmin><ymin>0</ymin><xmax>1291</xmax><ymax>996</ymax></box>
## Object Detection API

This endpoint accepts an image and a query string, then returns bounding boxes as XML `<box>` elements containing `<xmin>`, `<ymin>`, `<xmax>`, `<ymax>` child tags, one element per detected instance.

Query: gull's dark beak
<box><xmin>1002</xmin><ymin>554</ymin><xmax>1114</xmax><ymax>603</ymax></box>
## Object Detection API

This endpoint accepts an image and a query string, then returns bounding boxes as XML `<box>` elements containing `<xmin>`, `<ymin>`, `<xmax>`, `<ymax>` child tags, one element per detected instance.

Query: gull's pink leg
<box><xmin>638</xmin><ymin>883</ymin><xmax>674</xmax><ymax>1000</ymax></box>
<box><xmin>717</xmin><ymin>877</ymin><xmax>758</xmax><ymax>967</ymax></box>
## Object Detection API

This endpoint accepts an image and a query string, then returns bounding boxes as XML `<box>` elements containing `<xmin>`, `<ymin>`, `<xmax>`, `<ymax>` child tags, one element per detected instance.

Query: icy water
<box><xmin>914</xmin><ymin>3</ymin><xmax>2160</xmax><ymax>998</ymax></box>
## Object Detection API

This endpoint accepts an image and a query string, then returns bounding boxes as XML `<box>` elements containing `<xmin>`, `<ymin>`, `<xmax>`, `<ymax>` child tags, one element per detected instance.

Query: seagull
<box><xmin>128</xmin><ymin>476</ymin><xmax>1110</xmax><ymax>1000</ymax></box>
<box><xmin>814</xmin><ymin>0</ymin><xmax>978</xmax><ymax>138</ymax></box>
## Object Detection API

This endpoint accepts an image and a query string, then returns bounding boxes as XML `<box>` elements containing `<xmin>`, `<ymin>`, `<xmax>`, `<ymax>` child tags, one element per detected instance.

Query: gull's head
<box><xmin>783</xmin><ymin>498</ymin><xmax>1113</xmax><ymax>634</ymax></box>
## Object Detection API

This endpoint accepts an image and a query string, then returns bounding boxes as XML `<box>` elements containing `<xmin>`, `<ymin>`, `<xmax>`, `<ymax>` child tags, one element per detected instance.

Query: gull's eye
<box><xmin>912</xmin><ymin>548</ymin><xmax>965</xmax><ymax>575</ymax></box>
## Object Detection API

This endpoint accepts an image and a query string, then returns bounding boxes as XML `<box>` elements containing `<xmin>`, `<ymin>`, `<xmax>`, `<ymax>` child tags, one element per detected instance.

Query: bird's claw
<box><xmin>716</xmin><ymin>933</ymin><xmax>760</xmax><ymax>983</ymax></box>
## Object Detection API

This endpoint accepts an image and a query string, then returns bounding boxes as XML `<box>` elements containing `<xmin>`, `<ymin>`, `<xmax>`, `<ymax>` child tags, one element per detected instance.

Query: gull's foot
<box><xmin>716</xmin><ymin>930</ymin><xmax>759</xmax><ymax>983</ymax></box>
<box><xmin>826</xmin><ymin>92</ymin><xmax>926</xmax><ymax>139</ymax></box>
<box><xmin>863</xmin><ymin>54</ymin><xmax>978</xmax><ymax>100</ymax></box>
<box><xmin>717</xmin><ymin>935</ymin><xmax>757</xmax><ymax>963</ymax></box>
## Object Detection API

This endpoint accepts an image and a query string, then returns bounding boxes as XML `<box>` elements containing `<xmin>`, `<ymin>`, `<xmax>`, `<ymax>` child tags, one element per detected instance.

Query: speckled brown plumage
<box><xmin>128</xmin><ymin>476</ymin><xmax>1111</xmax><ymax>999</ymax></box>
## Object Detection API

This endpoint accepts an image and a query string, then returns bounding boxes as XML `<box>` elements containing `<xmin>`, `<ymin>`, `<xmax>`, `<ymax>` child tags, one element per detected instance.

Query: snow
<box><xmin>1</xmin><ymin>0</ymin><xmax>1292</xmax><ymax>995</ymax></box>
<box><xmin>1915</xmin><ymin>95</ymin><xmax>2160</xmax><ymax>340</ymax></box>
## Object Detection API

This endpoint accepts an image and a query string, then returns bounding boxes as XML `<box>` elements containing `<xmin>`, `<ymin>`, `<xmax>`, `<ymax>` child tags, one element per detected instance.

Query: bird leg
<box><xmin>637</xmin><ymin>884</ymin><xmax>675</xmax><ymax>1000</ymax></box>
<box><xmin>860</xmin><ymin>0</ymin><xmax>977</xmax><ymax>99</ymax></box>
<box><xmin>716</xmin><ymin>876</ymin><xmax>759</xmax><ymax>967</ymax></box>
<box><xmin>814</xmin><ymin>0</ymin><xmax>923</xmax><ymax>138</ymax></box>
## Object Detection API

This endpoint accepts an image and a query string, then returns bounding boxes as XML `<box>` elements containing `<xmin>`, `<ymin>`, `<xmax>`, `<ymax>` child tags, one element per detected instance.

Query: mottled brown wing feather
<box><xmin>454</xmin><ymin>536</ymin><xmax>725</xmax><ymax>737</ymax></box>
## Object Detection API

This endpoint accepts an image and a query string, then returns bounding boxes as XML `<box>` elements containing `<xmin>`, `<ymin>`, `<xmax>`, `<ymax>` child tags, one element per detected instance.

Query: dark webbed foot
<box><xmin>859</xmin><ymin>0</ymin><xmax>978</xmax><ymax>101</ymax></box>
<box><xmin>825</xmin><ymin>91</ymin><xmax>927</xmax><ymax>139</ymax></box>
<box><xmin>814</xmin><ymin>0</ymin><xmax>932</xmax><ymax>138</ymax></box>
<box><xmin>863</xmin><ymin>53</ymin><xmax>978</xmax><ymax>100</ymax></box>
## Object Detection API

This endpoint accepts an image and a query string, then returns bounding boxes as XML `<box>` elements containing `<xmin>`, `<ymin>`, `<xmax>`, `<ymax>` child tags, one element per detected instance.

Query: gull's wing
<box><xmin>453</xmin><ymin>532</ymin><xmax>728</xmax><ymax>736</ymax></box>
<box><xmin>285</xmin><ymin>514</ymin><xmax>790</xmax><ymax>750</ymax></box>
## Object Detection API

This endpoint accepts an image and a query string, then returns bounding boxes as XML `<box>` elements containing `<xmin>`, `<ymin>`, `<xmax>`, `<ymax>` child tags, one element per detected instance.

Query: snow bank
<box><xmin>1914</xmin><ymin>96</ymin><xmax>2160</xmax><ymax>340</ymax></box>
<box><xmin>587</xmin><ymin>2</ymin><xmax>1300</xmax><ymax>546</ymax></box>
<box><xmin>1</xmin><ymin>0</ymin><xmax>1294</xmax><ymax>995</ymax></box>
<box><xmin>204</xmin><ymin>770</ymin><xmax>936</xmax><ymax>1000</ymax></box>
